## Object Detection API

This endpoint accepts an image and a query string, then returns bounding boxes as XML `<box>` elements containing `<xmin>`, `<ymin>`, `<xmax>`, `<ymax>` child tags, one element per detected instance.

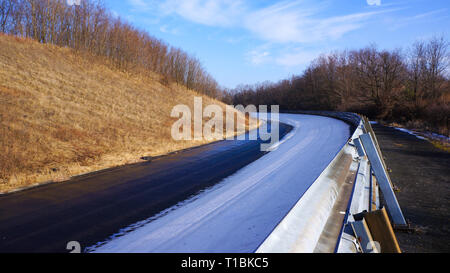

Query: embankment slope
<box><xmin>0</xmin><ymin>34</ymin><xmax>248</xmax><ymax>192</ymax></box>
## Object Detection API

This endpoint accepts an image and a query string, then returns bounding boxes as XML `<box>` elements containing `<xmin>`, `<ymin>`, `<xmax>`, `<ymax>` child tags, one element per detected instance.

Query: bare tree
<box><xmin>408</xmin><ymin>40</ymin><xmax>426</xmax><ymax>103</ymax></box>
<box><xmin>424</xmin><ymin>36</ymin><xmax>449</xmax><ymax>99</ymax></box>
<box><xmin>0</xmin><ymin>0</ymin><xmax>12</xmax><ymax>33</ymax></box>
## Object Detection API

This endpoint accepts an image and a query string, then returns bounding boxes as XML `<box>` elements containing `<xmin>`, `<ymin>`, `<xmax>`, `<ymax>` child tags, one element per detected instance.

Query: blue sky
<box><xmin>104</xmin><ymin>0</ymin><xmax>450</xmax><ymax>89</ymax></box>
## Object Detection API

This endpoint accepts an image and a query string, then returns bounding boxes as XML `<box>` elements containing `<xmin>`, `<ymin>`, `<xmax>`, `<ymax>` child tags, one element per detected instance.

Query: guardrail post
<box><xmin>359</xmin><ymin>133</ymin><xmax>407</xmax><ymax>226</ymax></box>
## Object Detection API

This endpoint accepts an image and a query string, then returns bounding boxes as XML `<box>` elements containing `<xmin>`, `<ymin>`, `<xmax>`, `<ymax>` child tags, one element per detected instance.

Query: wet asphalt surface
<box><xmin>372</xmin><ymin>124</ymin><xmax>450</xmax><ymax>253</ymax></box>
<box><xmin>0</xmin><ymin>123</ymin><xmax>292</xmax><ymax>253</ymax></box>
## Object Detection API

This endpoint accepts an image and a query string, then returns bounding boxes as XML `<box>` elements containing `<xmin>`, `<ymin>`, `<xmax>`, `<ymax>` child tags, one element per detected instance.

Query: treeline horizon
<box><xmin>230</xmin><ymin>37</ymin><xmax>449</xmax><ymax>136</ymax></box>
<box><xmin>0</xmin><ymin>0</ymin><xmax>222</xmax><ymax>98</ymax></box>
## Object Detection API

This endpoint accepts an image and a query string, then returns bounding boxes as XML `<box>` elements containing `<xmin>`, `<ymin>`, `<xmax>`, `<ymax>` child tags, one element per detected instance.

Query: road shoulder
<box><xmin>372</xmin><ymin>124</ymin><xmax>450</xmax><ymax>253</ymax></box>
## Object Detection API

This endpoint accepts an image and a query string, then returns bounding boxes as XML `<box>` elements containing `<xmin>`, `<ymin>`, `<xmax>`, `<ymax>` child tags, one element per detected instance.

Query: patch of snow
<box><xmin>88</xmin><ymin>114</ymin><xmax>351</xmax><ymax>253</ymax></box>
<box><xmin>425</xmin><ymin>132</ymin><xmax>450</xmax><ymax>142</ymax></box>
<box><xmin>392</xmin><ymin>127</ymin><xmax>427</xmax><ymax>140</ymax></box>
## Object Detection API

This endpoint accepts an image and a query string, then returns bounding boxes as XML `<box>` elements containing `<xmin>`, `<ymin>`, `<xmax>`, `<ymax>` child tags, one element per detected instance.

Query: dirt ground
<box><xmin>372</xmin><ymin>124</ymin><xmax>450</xmax><ymax>253</ymax></box>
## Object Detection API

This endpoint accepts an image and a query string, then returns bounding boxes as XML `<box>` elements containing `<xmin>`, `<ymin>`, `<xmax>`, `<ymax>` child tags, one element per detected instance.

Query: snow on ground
<box><xmin>88</xmin><ymin>114</ymin><xmax>350</xmax><ymax>253</ymax></box>
<box><xmin>372</xmin><ymin>120</ymin><xmax>449</xmax><ymax>143</ymax></box>
<box><xmin>425</xmin><ymin>132</ymin><xmax>450</xmax><ymax>142</ymax></box>
<box><xmin>393</xmin><ymin>127</ymin><xmax>450</xmax><ymax>143</ymax></box>
<box><xmin>392</xmin><ymin>127</ymin><xmax>428</xmax><ymax>140</ymax></box>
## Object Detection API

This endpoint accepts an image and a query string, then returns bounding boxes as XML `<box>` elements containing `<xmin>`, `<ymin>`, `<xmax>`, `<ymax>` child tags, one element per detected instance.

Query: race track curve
<box><xmin>91</xmin><ymin>114</ymin><xmax>351</xmax><ymax>253</ymax></box>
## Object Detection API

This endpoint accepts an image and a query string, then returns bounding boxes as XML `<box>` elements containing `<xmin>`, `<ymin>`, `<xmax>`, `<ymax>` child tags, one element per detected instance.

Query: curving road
<box><xmin>91</xmin><ymin>114</ymin><xmax>351</xmax><ymax>253</ymax></box>
<box><xmin>0</xmin><ymin>114</ymin><xmax>350</xmax><ymax>253</ymax></box>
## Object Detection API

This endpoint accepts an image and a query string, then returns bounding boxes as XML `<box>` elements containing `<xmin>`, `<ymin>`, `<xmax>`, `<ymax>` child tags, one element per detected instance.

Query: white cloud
<box><xmin>131</xmin><ymin>0</ymin><xmax>390</xmax><ymax>44</ymax></box>
<box><xmin>275</xmin><ymin>49</ymin><xmax>321</xmax><ymax>67</ymax></box>
<box><xmin>245</xmin><ymin>44</ymin><xmax>326</xmax><ymax>68</ymax></box>
<box><xmin>244</xmin><ymin>1</ymin><xmax>383</xmax><ymax>43</ymax></box>
<box><xmin>367</xmin><ymin>0</ymin><xmax>381</xmax><ymax>6</ymax></box>
<box><xmin>162</xmin><ymin>1</ymin><xmax>388</xmax><ymax>44</ymax></box>
<box><xmin>366</xmin><ymin>0</ymin><xmax>381</xmax><ymax>6</ymax></box>
<box><xmin>159</xmin><ymin>25</ymin><xmax>180</xmax><ymax>35</ymax></box>
<box><xmin>247</xmin><ymin>49</ymin><xmax>271</xmax><ymax>65</ymax></box>
<box><xmin>385</xmin><ymin>8</ymin><xmax>447</xmax><ymax>31</ymax></box>
<box><xmin>159</xmin><ymin>0</ymin><xmax>245</xmax><ymax>27</ymax></box>
<box><xmin>128</xmin><ymin>0</ymin><xmax>151</xmax><ymax>9</ymax></box>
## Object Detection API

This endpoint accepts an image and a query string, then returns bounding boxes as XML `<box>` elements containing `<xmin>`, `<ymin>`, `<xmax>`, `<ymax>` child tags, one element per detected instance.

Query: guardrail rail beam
<box><xmin>359</xmin><ymin>133</ymin><xmax>407</xmax><ymax>226</ymax></box>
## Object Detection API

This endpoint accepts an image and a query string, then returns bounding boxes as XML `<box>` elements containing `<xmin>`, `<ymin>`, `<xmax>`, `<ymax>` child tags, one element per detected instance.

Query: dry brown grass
<box><xmin>0</xmin><ymin>34</ymin><xmax>256</xmax><ymax>193</ymax></box>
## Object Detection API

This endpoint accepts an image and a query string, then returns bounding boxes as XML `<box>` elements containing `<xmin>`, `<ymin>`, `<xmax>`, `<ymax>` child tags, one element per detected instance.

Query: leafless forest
<box><xmin>231</xmin><ymin>38</ymin><xmax>449</xmax><ymax>135</ymax></box>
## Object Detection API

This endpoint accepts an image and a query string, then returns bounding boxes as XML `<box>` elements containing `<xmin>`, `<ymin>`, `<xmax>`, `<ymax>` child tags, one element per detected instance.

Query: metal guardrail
<box><xmin>257</xmin><ymin>112</ymin><xmax>406</xmax><ymax>253</ymax></box>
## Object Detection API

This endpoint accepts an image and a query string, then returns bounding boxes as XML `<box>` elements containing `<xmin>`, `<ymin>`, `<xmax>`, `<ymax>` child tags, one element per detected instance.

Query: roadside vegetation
<box><xmin>231</xmin><ymin>37</ymin><xmax>449</xmax><ymax>138</ymax></box>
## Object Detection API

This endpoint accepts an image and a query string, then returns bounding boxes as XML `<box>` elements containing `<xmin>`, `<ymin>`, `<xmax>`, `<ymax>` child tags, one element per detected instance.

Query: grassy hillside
<box><xmin>0</xmin><ymin>34</ymin><xmax>253</xmax><ymax>193</ymax></box>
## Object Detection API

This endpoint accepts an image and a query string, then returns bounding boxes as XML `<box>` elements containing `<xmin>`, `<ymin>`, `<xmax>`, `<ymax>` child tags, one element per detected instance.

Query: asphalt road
<box><xmin>90</xmin><ymin>114</ymin><xmax>351</xmax><ymax>253</ymax></box>
<box><xmin>0</xmin><ymin>123</ymin><xmax>292</xmax><ymax>253</ymax></box>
